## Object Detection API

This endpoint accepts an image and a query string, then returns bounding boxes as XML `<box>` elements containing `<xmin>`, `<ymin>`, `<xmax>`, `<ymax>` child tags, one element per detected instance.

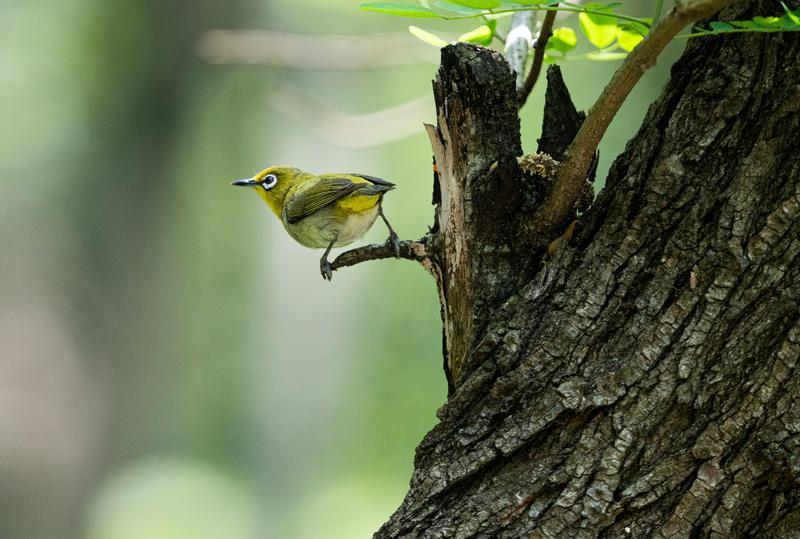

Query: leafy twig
<box><xmin>439</xmin><ymin>6</ymin><xmax>649</xmax><ymax>28</ymax></box>
<box><xmin>678</xmin><ymin>26</ymin><xmax>795</xmax><ymax>37</ymax></box>
<box><xmin>678</xmin><ymin>5</ymin><xmax>800</xmax><ymax>38</ymax></box>
<box><xmin>360</xmin><ymin>3</ymin><xmax>652</xmax><ymax>28</ymax></box>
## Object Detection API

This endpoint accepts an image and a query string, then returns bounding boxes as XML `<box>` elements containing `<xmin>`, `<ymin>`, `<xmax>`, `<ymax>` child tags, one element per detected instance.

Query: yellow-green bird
<box><xmin>232</xmin><ymin>166</ymin><xmax>400</xmax><ymax>280</ymax></box>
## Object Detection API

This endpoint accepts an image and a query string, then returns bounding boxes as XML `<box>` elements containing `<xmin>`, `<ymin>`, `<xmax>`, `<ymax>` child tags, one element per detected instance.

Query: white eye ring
<box><xmin>261</xmin><ymin>174</ymin><xmax>278</xmax><ymax>190</ymax></box>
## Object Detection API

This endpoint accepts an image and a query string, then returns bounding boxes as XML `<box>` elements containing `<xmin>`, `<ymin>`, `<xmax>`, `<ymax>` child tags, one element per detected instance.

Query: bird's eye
<box><xmin>261</xmin><ymin>174</ymin><xmax>278</xmax><ymax>190</ymax></box>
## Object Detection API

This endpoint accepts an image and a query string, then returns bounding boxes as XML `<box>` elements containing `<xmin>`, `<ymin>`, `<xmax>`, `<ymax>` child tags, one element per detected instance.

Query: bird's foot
<box><xmin>388</xmin><ymin>231</ymin><xmax>401</xmax><ymax>258</ymax></box>
<box><xmin>320</xmin><ymin>258</ymin><xmax>333</xmax><ymax>281</ymax></box>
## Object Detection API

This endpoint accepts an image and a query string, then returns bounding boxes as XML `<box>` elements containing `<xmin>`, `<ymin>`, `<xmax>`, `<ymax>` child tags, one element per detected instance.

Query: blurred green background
<box><xmin>0</xmin><ymin>0</ymin><xmax>681</xmax><ymax>537</ymax></box>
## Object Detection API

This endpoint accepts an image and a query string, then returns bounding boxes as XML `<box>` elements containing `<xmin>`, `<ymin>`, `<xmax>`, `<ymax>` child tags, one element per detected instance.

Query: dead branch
<box><xmin>330</xmin><ymin>238</ymin><xmax>432</xmax><ymax>273</ymax></box>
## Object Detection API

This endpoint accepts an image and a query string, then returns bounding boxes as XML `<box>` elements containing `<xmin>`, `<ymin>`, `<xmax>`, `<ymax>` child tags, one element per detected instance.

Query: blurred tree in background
<box><xmin>0</xmin><ymin>0</ymin><xmax>675</xmax><ymax>537</ymax></box>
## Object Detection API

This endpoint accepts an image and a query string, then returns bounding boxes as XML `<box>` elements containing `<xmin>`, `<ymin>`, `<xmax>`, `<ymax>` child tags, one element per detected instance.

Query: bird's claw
<box><xmin>320</xmin><ymin>259</ymin><xmax>333</xmax><ymax>281</ymax></box>
<box><xmin>389</xmin><ymin>231</ymin><xmax>401</xmax><ymax>258</ymax></box>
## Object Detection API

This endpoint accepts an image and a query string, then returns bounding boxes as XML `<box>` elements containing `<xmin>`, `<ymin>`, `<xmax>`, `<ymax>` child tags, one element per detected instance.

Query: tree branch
<box><xmin>529</xmin><ymin>0</ymin><xmax>737</xmax><ymax>236</ymax></box>
<box><xmin>330</xmin><ymin>237</ymin><xmax>432</xmax><ymax>273</ymax></box>
<box><xmin>517</xmin><ymin>7</ymin><xmax>557</xmax><ymax>106</ymax></box>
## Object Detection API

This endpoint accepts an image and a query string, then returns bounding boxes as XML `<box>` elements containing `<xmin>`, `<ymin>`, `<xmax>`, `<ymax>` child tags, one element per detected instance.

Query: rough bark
<box><xmin>423</xmin><ymin>45</ymin><xmax>526</xmax><ymax>388</ymax></box>
<box><xmin>378</xmin><ymin>1</ymin><xmax>800</xmax><ymax>536</ymax></box>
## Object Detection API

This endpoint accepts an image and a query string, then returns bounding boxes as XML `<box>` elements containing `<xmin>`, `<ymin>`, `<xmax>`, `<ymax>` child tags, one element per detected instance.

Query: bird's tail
<box><xmin>356</xmin><ymin>183</ymin><xmax>394</xmax><ymax>196</ymax></box>
<box><xmin>350</xmin><ymin>173</ymin><xmax>395</xmax><ymax>189</ymax></box>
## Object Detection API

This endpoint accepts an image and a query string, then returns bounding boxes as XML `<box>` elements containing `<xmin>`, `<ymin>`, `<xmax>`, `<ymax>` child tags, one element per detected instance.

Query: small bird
<box><xmin>232</xmin><ymin>166</ymin><xmax>400</xmax><ymax>280</ymax></box>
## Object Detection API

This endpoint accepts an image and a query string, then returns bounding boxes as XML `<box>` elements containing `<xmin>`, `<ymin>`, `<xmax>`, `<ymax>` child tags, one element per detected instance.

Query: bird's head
<box><xmin>231</xmin><ymin>166</ymin><xmax>307</xmax><ymax>217</ymax></box>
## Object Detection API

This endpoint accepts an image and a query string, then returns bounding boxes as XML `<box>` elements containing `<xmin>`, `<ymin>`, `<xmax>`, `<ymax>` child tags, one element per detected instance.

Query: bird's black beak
<box><xmin>231</xmin><ymin>178</ymin><xmax>258</xmax><ymax>187</ymax></box>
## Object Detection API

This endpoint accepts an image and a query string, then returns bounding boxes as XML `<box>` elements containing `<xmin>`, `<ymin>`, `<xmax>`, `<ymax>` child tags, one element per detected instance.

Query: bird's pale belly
<box><xmin>283</xmin><ymin>205</ymin><xmax>379</xmax><ymax>249</ymax></box>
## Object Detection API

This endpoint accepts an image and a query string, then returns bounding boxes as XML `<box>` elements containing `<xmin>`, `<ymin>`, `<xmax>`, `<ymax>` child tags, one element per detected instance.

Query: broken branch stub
<box><xmin>425</xmin><ymin>44</ymin><xmax>529</xmax><ymax>387</ymax></box>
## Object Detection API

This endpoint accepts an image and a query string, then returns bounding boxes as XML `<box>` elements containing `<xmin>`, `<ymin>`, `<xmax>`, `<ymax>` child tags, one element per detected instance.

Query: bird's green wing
<box><xmin>284</xmin><ymin>177</ymin><xmax>363</xmax><ymax>224</ymax></box>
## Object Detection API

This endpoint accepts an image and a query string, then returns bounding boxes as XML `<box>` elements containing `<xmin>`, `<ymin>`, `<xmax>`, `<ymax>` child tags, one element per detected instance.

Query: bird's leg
<box><xmin>378</xmin><ymin>203</ymin><xmax>401</xmax><ymax>257</ymax></box>
<box><xmin>320</xmin><ymin>235</ymin><xmax>337</xmax><ymax>281</ymax></box>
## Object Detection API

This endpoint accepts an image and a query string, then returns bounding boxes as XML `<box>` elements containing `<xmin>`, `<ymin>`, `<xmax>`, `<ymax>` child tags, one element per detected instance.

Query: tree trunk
<box><xmin>378</xmin><ymin>2</ymin><xmax>800</xmax><ymax>537</ymax></box>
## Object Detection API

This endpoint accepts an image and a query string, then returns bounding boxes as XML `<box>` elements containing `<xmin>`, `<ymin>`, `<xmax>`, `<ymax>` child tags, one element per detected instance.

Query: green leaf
<box><xmin>586</xmin><ymin>50</ymin><xmax>627</xmax><ymax>61</ymax></box>
<box><xmin>751</xmin><ymin>16</ymin><xmax>782</xmax><ymax>29</ymax></box>
<box><xmin>579</xmin><ymin>3</ymin><xmax>619</xmax><ymax>48</ymax></box>
<box><xmin>616</xmin><ymin>21</ymin><xmax>647</xmax><ymax>51</ymax></box>
<box><xmin>730</xmin><ymin>20</ymin><xmax>757</xmax><ymax>29</ymax></box>
<box><xmin>360</xmin><ymin>2</ymin><xmax>441</xmax><ymax>17</ymax></box>
<box><xmin>702</xmin><ymin>12</ymin><xmax>800</xmax><ymax>34</ymax></box>
<box><xmin>433</xmin><ymin>0</ymin><xmax>484</xmax><ymax>14</ymax></box>
<box><xmin>409</xmin><ymin>25</ymin><xmax>450</xmax><ymax>46</ymax></box>
<box><xmin>709</xmin><ymin>21</ymin><xmax>734</xmax><ymax>31</ymax></box>
<box><xmin>617</xmin><ymin>30</ymin><xmax>643</xmax><ymax>51</ymax></box>
<box><xmin>780</xmin><ymin>2</ymin><xmax>800</xmax><ymax>25</ymax></box>
<box><xmin>451</xmin><ymin>0</ymin><xmax>502</xmax><ymax>8</ymax></box>
<box><xmin>458</xmin><ymin>24</ymin><xmax>494</xmax><ymax>44</ymax></box>
<box><xmin>546</xmin><ymin>27</ymin><xmax>578</xmax><ymax>53</ymax></box>
<box><xmin>778</xmin><ymin>14</ymin><xmax>800</xmax><ymax>29</ymax></box>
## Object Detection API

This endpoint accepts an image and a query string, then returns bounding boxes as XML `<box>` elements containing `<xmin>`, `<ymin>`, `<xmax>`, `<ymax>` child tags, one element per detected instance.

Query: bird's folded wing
<box><xmin>284</xmin><ymin>178</ymin><xmax>363</xmax><ymax>224</ymax></box>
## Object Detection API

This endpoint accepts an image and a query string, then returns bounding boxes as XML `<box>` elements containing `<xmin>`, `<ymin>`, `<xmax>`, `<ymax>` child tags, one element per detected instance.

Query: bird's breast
<box><xmin>334</xmin><ymin>204</ymin><xmax>379</xmax><ymax>246</ymax></box>
<box><xmin>282</xmin><ymin>204</ymin><xmax>379</xmax><ymax>249</ymax></box>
